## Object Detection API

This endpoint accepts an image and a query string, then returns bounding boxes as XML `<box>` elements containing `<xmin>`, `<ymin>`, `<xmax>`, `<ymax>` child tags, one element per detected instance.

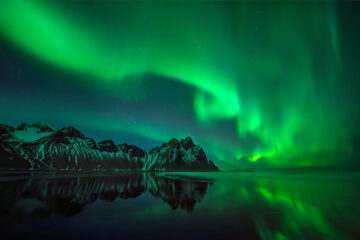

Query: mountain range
<box><xmin>0</xmin><ymin>123</ymin><xmax>218</xmax><ymax>171</ymax></box>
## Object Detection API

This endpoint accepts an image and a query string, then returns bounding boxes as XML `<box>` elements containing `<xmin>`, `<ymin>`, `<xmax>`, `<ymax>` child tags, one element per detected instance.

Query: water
<box><xmin>0</xmin><ymin>171</ymin><xmax>359</xmax><ymax>240</ymax></box>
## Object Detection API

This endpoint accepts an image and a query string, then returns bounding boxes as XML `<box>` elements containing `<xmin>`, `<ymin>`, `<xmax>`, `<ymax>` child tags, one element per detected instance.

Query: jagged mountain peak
<box><xmin>46</xmin><ymin>130</ymin><xmax>72</xmax><ymax>145</ymax></box>
<box><xmin>168</xmin><ymin>138</ymin><xmax>181</xmax><ymax>147</ymax></box>
<box><xmin>180</xmin><ymin>136</ymin><xmax>195</xmax><ymax>150</ymax></box>
<box><xmin>152</xmin><ymin>136</ymin><xmax>195</xmax><ymax>151</ymax></box>
<box><xmin>118</xmin><ymin>143</ymin><xmax>146</xmax><ymax>158</ymax></box>
<box><xmin>0</xmin><ymin>124</ymin><xmax>15</xmax><ymax>139</ymax></box>
<box><xmin>98</xmin><ymin>140</ymin><xmax>118</xmax><ymax>152</ymax></box>
<box><xmin>44</xmin><ymin>129</ymin><xmax>98</xmax><ymax>149</ymax></box>
<box><xmin>152</xmin><ymin>138</ymin><xmax>180</xmax><ymax>152</ymax></box>
<box><xmin>145</xmin><ymin>136</ymin><xmax>218</xmax><ymax>171</ymax></box>
<box><xmin>0</xmin><ymin>123</ymin><xmax>56</xmax><ymax>142</ymax></box>
<box><xmin>0</xmin><ymin>123</ymin><xmax>15</xmax><ymax>132</ymax></box>
<box><xmin>59</xmin><ymin>126</ymin><xmax>86</xmax><ymax>139</ymax></box>
<box><xmin>17</xmin><ymin>122</ymin><xmax>55</xmax><ymax>133</ymax></box>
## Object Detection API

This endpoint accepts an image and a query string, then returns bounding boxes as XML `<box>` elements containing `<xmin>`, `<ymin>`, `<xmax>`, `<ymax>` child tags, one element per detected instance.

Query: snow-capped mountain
<box><xmin>0</xmin><ymin>123</ymin><xmax>218</xmax><ymax>171</ymax></box>
<box><xmin>143</xmin><ymin>137</ymin><xmax>217</xmax><ymax>171</ymax></box>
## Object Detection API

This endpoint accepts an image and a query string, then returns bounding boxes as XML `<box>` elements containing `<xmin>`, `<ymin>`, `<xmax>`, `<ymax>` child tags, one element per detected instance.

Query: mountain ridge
<box><xmin>0</xmin><ymin>123</ymin><xmax>218</xmax><ymax>172</ymax></box>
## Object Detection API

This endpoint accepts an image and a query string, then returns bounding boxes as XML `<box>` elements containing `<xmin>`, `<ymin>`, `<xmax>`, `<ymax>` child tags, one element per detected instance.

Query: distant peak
<box><xmin>180</xmin><ymin>136</ymin><xmax>195</xmax><ymax>150</ymax></box>
<box><xmin>17</xmin><ymin>123</ymin><xmax>55</xmax><ymax>132</ymax></box>
<box><xmin>17</xmin><ymin>123</ymin><xmax>32</xmax><ymax>130</ymax></box>
<box><xmin>0</xmin><ymin>124</ymin><xmax>15</xmax><ymax>139</ymax></box>
<box><xmin>99</xmin><ymin>139</ymin><xmax>115</xmax><ymax>146</ymax></box>
<box><xmin>118</xmin><ymin>143</ymin><xmax>146</xmax><ymax>158</ymax></box>
<box><xmin>0</xmin><ymin>123</ymin><xmax>15</xmax><ymax>132</ymax></box>
<box><xmin>168</xmin><ymin>138</ymin><xmax>180</xmax><ymax>146</ymax></box>
<box><xmin>99</xmin><ymin>139</ymin><xmax>117</xmax><ymax>152</ymax></box>
<box><xmin>59</xmin><ymin>126</ymin><xmax>85</xmax><ymax>139</ymax></box>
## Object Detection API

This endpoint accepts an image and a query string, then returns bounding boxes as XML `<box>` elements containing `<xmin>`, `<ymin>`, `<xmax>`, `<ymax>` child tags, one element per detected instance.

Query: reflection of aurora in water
<box><xmin>1</xmin><ymin>0</ymin><xmax>360</xmax><ymax>169</ymax></box>
<box><xmin>255</xmin><ymin>182</ymin><xmax>346</xmax><ymax>239</ymax></box>
<box><xmin>1</xmin><ymin>172</ymin><xmax>359</xmax><ymax>239</ymax></box>
<box><xmin>181</xmin><ymin>172</ymin><xmax>360</xmax><ymax>240</ymax></box>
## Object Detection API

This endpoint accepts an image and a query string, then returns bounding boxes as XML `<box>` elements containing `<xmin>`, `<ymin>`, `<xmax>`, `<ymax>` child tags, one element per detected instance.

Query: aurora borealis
<box><xmin>1</xmin><ymin>0</ymin><xmax>359</xmax><ymax>169</ymax></box>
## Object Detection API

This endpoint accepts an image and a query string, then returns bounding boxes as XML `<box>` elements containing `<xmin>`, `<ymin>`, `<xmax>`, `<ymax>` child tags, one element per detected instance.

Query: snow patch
<box><xmin>13</xmin><ymin>127</ymin><xmax>52</xmax><ymax>142</ymax></box>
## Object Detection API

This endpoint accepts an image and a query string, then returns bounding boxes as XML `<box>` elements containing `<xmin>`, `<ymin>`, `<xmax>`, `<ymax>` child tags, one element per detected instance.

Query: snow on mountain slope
<box><xmin>145</xmin><ymin>137</ymin><xmax>218</xmax><ymax>171</ymax></box>
<box><xmin>0</xmin><ymin>123</ymin><xmax>218</xmax><ymax>171</ymax></box>
<box><xmin>12</xmin><ymin>123</ymin><xmax>55</xmax><ymax>142</ymax></box>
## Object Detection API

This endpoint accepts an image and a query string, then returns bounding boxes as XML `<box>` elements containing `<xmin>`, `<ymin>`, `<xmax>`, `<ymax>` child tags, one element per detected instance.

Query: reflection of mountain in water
<box><xmin>0</xmin><ymin>173</ymin><xmax>213</xmax><ymax>217</ymax></box>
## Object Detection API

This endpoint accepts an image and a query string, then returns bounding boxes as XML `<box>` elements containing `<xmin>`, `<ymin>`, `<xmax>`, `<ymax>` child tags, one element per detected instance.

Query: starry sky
<box><xmin>1</xmin><ymin>0</ymin><xmax>360</xmax><ymax>169</ymax></box>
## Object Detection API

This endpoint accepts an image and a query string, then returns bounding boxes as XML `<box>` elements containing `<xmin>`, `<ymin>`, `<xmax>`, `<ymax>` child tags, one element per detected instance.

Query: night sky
<box><xmin>1</xmin><ymin>0</ymin><xmax>360</xmax><ymax>169</ymax></box>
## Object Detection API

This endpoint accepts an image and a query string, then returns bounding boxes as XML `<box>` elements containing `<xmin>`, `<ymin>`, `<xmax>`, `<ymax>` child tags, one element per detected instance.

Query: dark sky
<box><xmin>1</xmin><ymin>0</ymin><xmax>360</xmax><ymax>169</ymax></box>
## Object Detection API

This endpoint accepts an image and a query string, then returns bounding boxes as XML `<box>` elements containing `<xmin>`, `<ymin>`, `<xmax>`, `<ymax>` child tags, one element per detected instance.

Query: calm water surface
<box><xmin>0</xmin><ymin>171</ymin><xmax>359</xmax><ymax>240</ymax></box>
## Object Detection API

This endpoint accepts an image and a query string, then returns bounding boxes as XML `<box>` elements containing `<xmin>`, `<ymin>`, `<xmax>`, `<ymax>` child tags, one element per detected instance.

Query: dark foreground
<box><xmin>0</xmin><ymin>171</ymin><xmax>359</xmax><ymax>240</ymax></box>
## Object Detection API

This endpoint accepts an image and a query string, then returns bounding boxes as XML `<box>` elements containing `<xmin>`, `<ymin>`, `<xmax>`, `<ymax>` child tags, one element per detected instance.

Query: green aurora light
<box><xmin>1</xmin><ymin>0</ymin><xmax>359</xmax><ymax>169</ymax></box>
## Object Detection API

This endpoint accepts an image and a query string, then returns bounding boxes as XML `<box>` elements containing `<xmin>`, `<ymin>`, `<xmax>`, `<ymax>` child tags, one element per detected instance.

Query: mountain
<box><xmin>143</xmin><ymin>137</ymin><xmax>218</xmax><ymax>171</ymax></box>
<box><xmin>0</xmin><ymin>123</ymin><xmax>218</xmax><ymax>171</ymax></box>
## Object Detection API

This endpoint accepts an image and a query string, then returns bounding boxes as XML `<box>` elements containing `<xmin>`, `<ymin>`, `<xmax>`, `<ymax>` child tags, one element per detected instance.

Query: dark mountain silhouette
<box><xmin>0</xmin><ymin>123</ymin><xmax>218</xmax><ymax>171</ymax></box>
